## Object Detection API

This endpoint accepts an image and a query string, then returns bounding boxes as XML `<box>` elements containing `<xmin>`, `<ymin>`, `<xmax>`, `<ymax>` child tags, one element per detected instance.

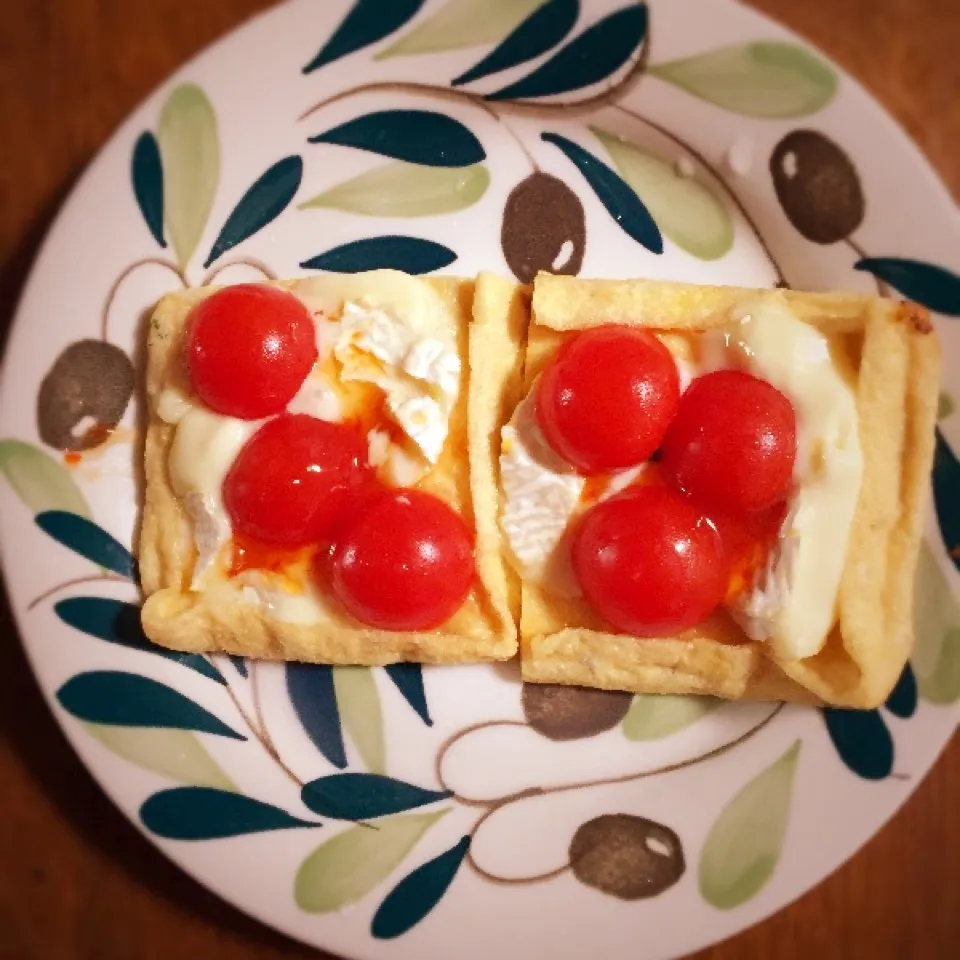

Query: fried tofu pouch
<box><xmin>139</xmin><ymin>273</ymin><xmax>528</xmax><ymax>665</ymax></box>
<box><xmin>518</xmin><ymin>274</ymin><xmax>941</xmax><ymax>709</ymax></box>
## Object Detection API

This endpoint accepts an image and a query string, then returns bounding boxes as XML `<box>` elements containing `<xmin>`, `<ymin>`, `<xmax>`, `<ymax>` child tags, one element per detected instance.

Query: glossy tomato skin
<box><xmin>330</xmin><ymin>489</ymin><xmax>475</xmax><ymax>632</ymax></box>
<box><xmin>223</xmin><ymin>414</ymin><xmax>369</xmax><ymax>548</ymax></box>
<box><xmin>572</xmin><ymin>485</ymin><xmax>726</xmax><ymax>636</ymax></box>
<box><xmin>535</xmin><ymin>326</ymin><xmax>680</xmax><ymax>475</ymax></box>
<box><xmin>187</xmin><ymin>284</ymin><xmax>317</xmax><ymax>419</ymax></box>
<box><xmin>660</xmin><ymin>370</ymin><xmax>796</xmax><ymax>514</ymax></box>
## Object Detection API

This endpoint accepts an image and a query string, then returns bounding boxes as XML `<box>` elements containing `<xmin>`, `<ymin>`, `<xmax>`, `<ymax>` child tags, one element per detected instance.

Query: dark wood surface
<box><xmin>1</xmin><ymin>1</ymin><xmax>958</xmax><ymax>957</ymax></box>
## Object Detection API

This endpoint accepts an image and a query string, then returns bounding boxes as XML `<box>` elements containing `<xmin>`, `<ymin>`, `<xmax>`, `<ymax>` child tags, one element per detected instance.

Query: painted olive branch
<box><xmin>436</xmin><ymin>702</ymin><xmax>785</xmax><ymax>885</ymax></box>
<box><xmin>26</xmin><ymin>573</ymin><xmax>129</xmax><ymax>611</ymax></box>
<box><xmin>610</xmin><ymin>103</ymin><xmax>787</xmax><ymax>286</ymax></box>
<box><xmin>200</xmin><ymin>256</ymin><xmax>278</xmax><ymax>287</ymax></box>
<box><xmin>101</xmin><ymin>258</ymin><xmax>186</xmax><ymax>342</ymax></box>
<box><xmin>217</xmin><ymin>658</ymin><xmax>305</xmax><ymax>789</ymax></box>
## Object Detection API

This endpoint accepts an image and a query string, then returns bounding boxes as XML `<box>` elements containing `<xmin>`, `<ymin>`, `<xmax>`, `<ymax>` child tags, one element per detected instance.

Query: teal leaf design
<box><xmin>377</xmin><ymin>0</ymin><xmax>545</xmax><ymax>59</ymax></box>
<box><xmin>301</xmin><ymin>237</ymin><xmax>457</xmax><ymax>274</ymax></box>
<box><xmin>0</xmin><ymin>440</ymin><xmax>90</xmax><ymax>518</ymax></box>
<box><xmin>384</xmin><ymin>663</ymin><xmax>432</xmax><ymax>725</ymax></box>
<box><xmin>486</xmin><ymin>3</ymin><xmax>647</xmax><ymax>101</ymax></box>
<box><xmin>308</xmin><ymin>110</ymin><xmax>485</xmax><ymax>168</ymax></box>
<box><xmin>823</xmin><ymin>709</ymin><xmax>892</xmax><ymax>780</ymax></box>
<box><xmin>592</xmin><ymin>128</ymin><xmax>733</xmax><ymax>260</ymax></box>
<box><xmin>140</xmin><ymin>787</ymin><xmax>319</xmax><ymax>840</ymax></box>
<box><xmin>541</xmin><ymin>133</ymin><xmax>662</xmax><ymax>253</ymax></box>
<box><xmin>699</xmin><ymin>741</ymin><xmax>801</xmax><ymax>909</ymax></box>
<box><xmin>157</xmin><ymin>84</ymin><xmax>220</xmax><ymax>269</ymax></box>
<box><xmin>303</xmin><ymin>0</ymin><xmax>426</xmax><ymax>73</ymax></box>
<box><xmin>296</xmin><ymin>810</ymin><xmax>447</xmax><ymax>913</ymax></box>
<box><xmin>35</xmin><ymin>510</ymin><xmax>136</xmax><ymax>578</ymax></box>
<box><xmin>453</xmin><ymin>0</ymin><xmax>578</xmax><ymax>87</ymax></box>
<box><xmin>621</xmin><ymin>693</ymin><xmax>717</xmax><ymax>740</ymax></box>
<box><xmin>56</xmin><ymin>672</ymin><xmax>246</xmax><ymax>740</ymax></box>
<box><xmin>912</xmin><ymin>543</ymin><xmax>960</xmax><ymax>705</ymax></box>
<box><xmin>204</xmin><ymin>156</ymin><xmax>303</xmax><ymax>268</ymax></box>
<box><xmin>286</xmin><ymin>663</ymin><xmax>347</xmax><ymax>768</ymax></box>
<box><xmin>55</xmin><ymin>598</ymin><xmax>225</xmax><ymax>685</ymax></box>
<box><xmin>934</xmin><ymin>429</ymin><xmax>960</xmax><ymax>570</ymax></box>
<box><xmin>131</xmin><ymin>132</ymin><xmax>165</xmax><ymax>247</ymax></box>
<box><xmin>299</xmin><ymin>161</ymin><xmax>489</xmax><ymax>217</ymax></box>
<box><xmin>854</xmin><ymin>258</ymin><xmax>960</xmax><ymax>316</ymax></box>
<box><xmin>334</xmin><ymin>667</ymin><xmax>386</xmax><ymax>774</ymax></box>
<box><xmin>372</xmin><ymin>836</ymin><xmax>471</xmax><ymax>939</ymax></box>
<box><xmin>884</xmin><ymin>664</ymin><xmax>917</xmax><ymax>719</ymax></box>
<box><xmin>301</xmin><ymin>773</ymin><xmax>450</xmax><ymax>821</ymax></box>
<box><xmin>650</xmin><ymin>42</ymin><xmax>837</xmax><ymax>118</ymax></box>
<box><xmin>86</xmin><ymin>725</ymin><xmax>236</xmax><ymax>790</ymax></box>
<box><xmin>229</xmin><ymin>655</ymin><xmax>248</xmax><ymax>678</ymax></box>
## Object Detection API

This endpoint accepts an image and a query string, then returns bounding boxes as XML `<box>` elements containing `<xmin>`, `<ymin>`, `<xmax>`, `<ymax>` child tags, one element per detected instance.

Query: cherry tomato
<box><xmin>535</xmin><ymin>326</ymin><xmax>680</xmax><ymax>474</ymax></box>
<box><xmin>330</xmin><ymin>489</ymin><xmax>475</xmax><ymax>631</ymax></box>
<box><xmin>572</xmin><ymin>485</ymin><xmax>726</xmax><ymax>636</ymax></box>
<box><xmin>660</xmin><ymin>370</ymin><xmax>796</xmax><ymax>514</ymax></box>
<box><xmin>706</xmin><ymin>501</ymin><xmax>787</xmax><ymax>603</ymax></box>
<box><xmin>223</xmin><ymin>414</ymin><xmax>369</xmax><ymax>547</ymax></box>
<box><xmin>187</xmin><ymin>284</ymin><xmax>317</xmax><ymax>419</ymax></box>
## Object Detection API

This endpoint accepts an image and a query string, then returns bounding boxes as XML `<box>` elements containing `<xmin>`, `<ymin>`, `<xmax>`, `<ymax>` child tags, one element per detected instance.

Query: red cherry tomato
<box><xmin>330</xmin><ymin>489</ymin><xmax>475</xmax><ymax>631</ymax></box>
<box><xmin>572</xmin><ymin>485</ymin><xmax>726</xmax><ymax>636</ymax></box>
<box><xmin>706</xmin><ymin>501</ymin><xmax>787</xmax><ymax>603</ymax></box>
<box><xmin>187</xmin><ymin>284</ymin><xmax>317</xmax><ymax>419</ymax></box>
<box><xmin>535</xmin><ymin>326</ymin><xmax>680</xmax><ymax>474</ymax></box>
<box><xmin>661</xmin><ymin>370</ymin><xmax>796</xmax><ymax>514</ymax></box>
<box><xmin>224</xmin><ymin>414</ymin><xmax>369</xmax><ymax>548</ymax></box>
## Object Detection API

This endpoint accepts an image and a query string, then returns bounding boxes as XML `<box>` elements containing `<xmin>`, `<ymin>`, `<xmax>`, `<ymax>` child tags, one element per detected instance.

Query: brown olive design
<box><xmin>569</xmin><ymin>813</ymin><xmax>685</xmax><ymax>900</ymax></box>
<box><xmin>769</xmin><ymin>130</ymin><xmax>865</xmax><ymax>245</ymax></box>
<box><xmin>37</xmin><ymin>339</ymin><xmax>135</xmax><ymax>451</ymax></box>
<box><xmin>522</xmin><ymin>683</ymin><xmax>632</xmax><ymax>741</ymax></box>
<box><xmin>501</xmin><ymin>172</ymin><xmax>585</xmax><ymax>284</ymax></box>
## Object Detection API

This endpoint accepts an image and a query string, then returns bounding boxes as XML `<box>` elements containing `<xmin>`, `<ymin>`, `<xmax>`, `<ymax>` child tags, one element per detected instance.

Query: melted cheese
<box><xmin>723</xmin><ymin>298</ymin><xmax>863</xmax><ymax>660</ymax></box>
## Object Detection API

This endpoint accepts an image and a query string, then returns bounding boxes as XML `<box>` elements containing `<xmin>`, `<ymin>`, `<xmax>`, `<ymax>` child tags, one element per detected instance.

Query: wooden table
<box><xmin>1</xmin><ymin>1</ymin><xmax>958</xmax><ymax>957</ymax></box>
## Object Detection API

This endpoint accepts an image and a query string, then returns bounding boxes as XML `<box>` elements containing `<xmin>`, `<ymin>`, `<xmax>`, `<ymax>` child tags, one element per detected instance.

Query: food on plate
<box><xmin>508</xmin><ymin>273</ymin><xmax>940</xmax><ymax>709</ymax></box>
<box><xmin>138</xmin><ymin>270</ymin><xmax>527</xmax><ymax>664</ymax></box>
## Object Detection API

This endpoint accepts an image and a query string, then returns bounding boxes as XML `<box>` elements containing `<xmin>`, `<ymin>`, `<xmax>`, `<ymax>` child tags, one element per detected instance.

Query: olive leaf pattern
<box><xmin>5</xmin><ymin>0</ymin><xmax>958</xmax><ymax>949</ymax></box>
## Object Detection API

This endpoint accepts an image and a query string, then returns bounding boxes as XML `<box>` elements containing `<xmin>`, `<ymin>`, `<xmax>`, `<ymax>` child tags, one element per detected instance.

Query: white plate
<box><xmin>2</xmin><ymin>1</ymin><xmax>959</xmax><ymax>957</ymax></box>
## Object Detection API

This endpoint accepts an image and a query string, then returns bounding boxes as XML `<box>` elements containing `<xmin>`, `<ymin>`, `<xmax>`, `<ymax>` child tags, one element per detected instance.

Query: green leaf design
<box><xmin>85</xmin><ymin>724</ymin><xmax>236</xmax><ymax>790</ymax></box>
<box><xmin>912</xmin><ymin>543</ymin><xmax>960</xmax><ymax>704</ymax></box>
<box><xmin>377</xmin><ymin>0</ymin><xmax>545</xmax><ymax>59</ymax></box>
<box><xmin>303</xmin><ymin>0</ymin><xmax>426</xmax><ymax>73</ymax></box>
<box><xmin>0</xmin><ymin>440</ymin><xmax>90</xmax><ymax>518</ymax></box>
<box><xmin>141</xmin><ymin>787</ymin><xmax>319</xmax><ymax>840</ymax></box>
<box><xmin>541</xmin><ymin>132</ymin><xmax>663</xmax><ymax>253</ymax></box>
<box><xmin>308</xmin><ymin>110</ymin><xmax>485</xmax><ymax>168</ymax></box>
<box><xmin>621</xmin><ymin>693</ymin><xmax>718</xmax><ymax>741</ymax></box>
<box><xmin>452</xmin><ymin>0</ymin><xmax>578</xmax><ymax>87</ymax></box>
<box><xmin>939</xmin><ymin>392</ymin><xmax>955</xmax><ymax>421</ymax></box>
<box><xmin>204</xmin><ymin>156</ymin><xmax>303</xmax><ymax>268</ymax></box>
<box><xmin>55</xmin><ymin>598</ymin><xmax>226</xmax><ymax>685</ymax></box>
<box><xmin>372</xmin><ymin>835</ymin><xmax>471</xmax><ymax>939</ymax></box>
<box><xmin>301</xmin><ymin>773</ymin><xmax>449</xmax><ymax>821</ymax></box>
<box><xmin>486</xmin><ymin>4</ymin><xmax>647</xmax><ymax>102</ymax></box>
<box><xmin>157</xmin><ymin>84</ymin><xmax>220</xmax><ymax>269</ymax></box>
<box><xmin>650</xmin><ymin>42</ymin><xmax>837</xmax><ymax>118</ymax></box>
<box><xmin>57</xmin><ymin>671</ymin><xmax>246</xmax><ymax>740</ymax></box>
<box><xmin>131</xmin><ymin>131</ymin><xmax>165</xmax><ymax>247</ymax></box>
<box><xmin>300</xmin><ymin>161</ymin><xmax>489</xmax><ymax>218</ymax></box>
<box><xmin>301</xmin><ymin>236</ymin><xmax>457</xmax><ymax>274</ymax></box>
<box><xmin>35</xmin><ymin>511</ymin><xmax>136</xmax><ymax>578</ymax></box>
<box><xmin>334</xmin><ymin>667</ymin><xmax>386</xmax><ymax>774</ymax></box>
<box><xmin>592</xmin><ymin>128</ymin><xmax>733</xmax><ymax>260</ymax></box>
<box><xmin>295</xmin><ymin>809</ymin><xmax>448</xmax><ymax>913</ymax></box>
<box><xmin>699</xmin><ymin>741</ymin><xmax>801</xmax><ymax>909</ymax></box>
<box><xmin>854</xmin><ymin>258</ymin><xmax>960</xmax><ymax>316</ymax></box>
